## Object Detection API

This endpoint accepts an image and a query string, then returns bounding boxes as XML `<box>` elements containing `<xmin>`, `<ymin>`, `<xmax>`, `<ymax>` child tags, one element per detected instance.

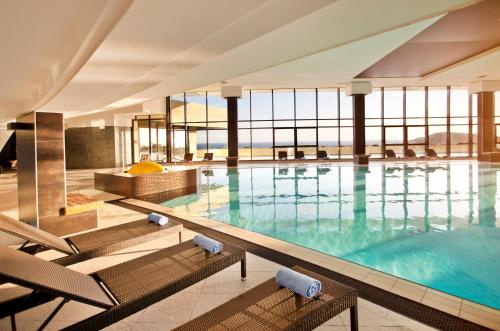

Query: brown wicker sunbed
<box><xmin>0</xmin><ymin>241</ymin><xmax>246</xmax><ymax>330</ymax></box>
<box><xmin>0</xmin><ymin>213</ymin><xmax>183</xmax><ymax>266</ymax></box>
<box><xmin>175</xmin><ymin>266</ymin><xmax>358</xmax><ymax>331</ymax></box>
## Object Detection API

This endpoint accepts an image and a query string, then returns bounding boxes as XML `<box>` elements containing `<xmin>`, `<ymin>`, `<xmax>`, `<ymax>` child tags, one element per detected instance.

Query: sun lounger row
<box><xmin>0</xmin><ymin>214</ymin><xmax>359</xmax><ymax>330</ymax></box>
<box><xmin>385</xmin><ymin>148</ymin><xmax>448</xmax><ymax>159</ymax></box>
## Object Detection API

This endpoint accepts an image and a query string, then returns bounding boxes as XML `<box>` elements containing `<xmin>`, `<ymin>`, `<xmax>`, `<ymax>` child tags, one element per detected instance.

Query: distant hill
<box><xmin>409</xmin><ymin>132</ymin><xmax>476</xmax><ymax>145</ymax></box>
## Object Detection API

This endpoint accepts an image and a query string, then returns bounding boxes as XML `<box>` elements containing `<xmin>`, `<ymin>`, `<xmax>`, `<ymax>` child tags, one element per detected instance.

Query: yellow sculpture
<box><xmin>127</xmin><ymin>161</ymin><xmax>164</xmax><ymax>175</ymax></box>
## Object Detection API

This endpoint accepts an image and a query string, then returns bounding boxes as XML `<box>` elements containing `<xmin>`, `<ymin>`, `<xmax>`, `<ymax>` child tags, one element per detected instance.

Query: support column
<box><xmin>9</xmin><ymin>111</ymin><xmax>97</xmax><ymax>235</ymax></box>
<box><xmin>222</xmin><ymin>86</ymin><xmax>242</xmax><ymax>167</ymax></box>
<box><xmin>346</xmin><ymin>82</ymin><xmax>372</xmax><ymax>165</ymax></box>
<box><xmin>470</xmin><ymin>80</ymin><xmax>500</xmax><ymax>162</ymax></box>
<box><xmin>477</xmin><ymin>92</ymin><xmax>495</xmax><ymax>155</ymax></box>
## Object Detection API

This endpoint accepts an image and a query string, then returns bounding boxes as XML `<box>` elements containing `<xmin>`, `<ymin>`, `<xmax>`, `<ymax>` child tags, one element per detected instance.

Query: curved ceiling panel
<box><xmin>0</xmin><ymin>0</ymin><xmax>133</xmax><ymax>121</ymax></box>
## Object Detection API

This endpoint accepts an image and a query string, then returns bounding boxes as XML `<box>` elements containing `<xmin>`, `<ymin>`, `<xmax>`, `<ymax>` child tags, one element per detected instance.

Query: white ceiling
<box><xmin>0</xmin><ymin>0</ymin><xmax>485</xmax><ymax>121</ymax></box>
<box><xmin>0</xmin><ymin>0</ymin><xmax>132</xmax><ymax>121</ymax></box>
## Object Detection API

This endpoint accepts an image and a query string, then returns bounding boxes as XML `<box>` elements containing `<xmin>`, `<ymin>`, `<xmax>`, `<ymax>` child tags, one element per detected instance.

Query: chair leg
<box><xmin>10</xmin><ymin>315</ymin><xmax>16</xmax><ymax>331</ymax></box>
<box><xmin>178</xmin><ymin>231</ymin><xmax>182</xmax><ymax>243</ymax></box>
<box><xmin>241</xmin><ymin>258</ymin><xmax>247</xmax><ymax>280</ymax></box>
<box><xmin>350</xmin><ymin>304</ymin><xmax>358</xmax><ymax>331</ymax></box>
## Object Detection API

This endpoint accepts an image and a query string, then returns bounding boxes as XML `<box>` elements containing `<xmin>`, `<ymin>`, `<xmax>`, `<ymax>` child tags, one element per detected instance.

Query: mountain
<box><xmin>409</xmin><ymin>132</ymin><xmax>476</xmax><ymax>145</ymax></box>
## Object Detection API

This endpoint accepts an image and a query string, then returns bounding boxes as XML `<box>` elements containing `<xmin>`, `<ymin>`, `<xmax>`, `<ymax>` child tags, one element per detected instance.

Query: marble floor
<box><xmin>0</xmin><ymin>169</ymin><xmax>438</xmax><ymax>330</ymax></box>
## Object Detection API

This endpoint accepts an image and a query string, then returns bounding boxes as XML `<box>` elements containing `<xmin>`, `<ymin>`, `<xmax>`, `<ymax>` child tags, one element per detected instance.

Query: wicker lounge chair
<box><xmin>385</xmin><ymin>149</ymin><xmax>399</xmax><ymax>159</ymax></box>
<box><xmin>203</xmin><ymin>152</ymin><xmax>213</xmax><ymax>161</ymax></box>
<box><xmin>0</xmin><ymin>240</ymin><xmax>246</xmax><ymax>330</ymax></box>
<box><xmin>317</xmin><ymin>150</ymin><xmax>329</xmax><ymax>160</ymax></box>
<box><xmin>183</xmin><ymin>153</ymin><xmax>193</xmax><ymax>162</ymax></box>
<box><xmin>425</xmin><ymin>148</ymin><xmax>446</xmax><ymax>159</ymax></box>
<box><xmin>0</xmin><ymin>213</ymin><xmax>183</xmax><ymax>266</ymax></box>
<box><xmin>174</xmin><ymin>266</ymin><xmax>358</xmax><ymax>331</ymax></box>
<box><xmin>278</xmin><ymin>151</ymin><xmax>288</xmax><ymax>160</ymax></box>
<box><xmin>295</xmin><ymin>150</ymin><xmax>305</xmax><ymax>160</ymax></box>
<box><xmin>405</xmin><ymin>149</ymin><xmax>419</xmax><ymax>159</ymax></box>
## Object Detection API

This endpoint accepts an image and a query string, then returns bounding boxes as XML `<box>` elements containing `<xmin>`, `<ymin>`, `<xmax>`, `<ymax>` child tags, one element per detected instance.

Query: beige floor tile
<box><xmin>364</xmin><ymin>270</ymin><xmax>397</xmax><ymax>291</ymax></box>
<box><xmin>420</xmin><ymin>289</ymin><xmax>462</xmax><ymax>316</ymax></box>
<box><xmin>317</xmin><ymin>256</ymin><xmax>349</xmax><ymax>272</ymax></box>
<box><xmin>341</xmin><ymin>263</ymin><xmax>372</xmax><ymax>281</ymax></box>
<box><xmin>459</xmin><ymin>299</ymin><xmax>500</xmax><ymax>330</ymax></box>
<box><xmin>138</xmin><ymin>292</ymin><xmax>199</xmax><ymax>324</ymax></box>
<box><xmin>390</xmin><ymin>279</ymin><xmax>427</xmax><ymax>303</ymax></box>
<box><xmin>201</xmin><ymin>271</ymin><xmax>274</xmax><ymax>294</ymax></box>
<box><xmin>190</xmin><ymin>293</ymin><xmax>237</xmax><ymax>319</ymax></box>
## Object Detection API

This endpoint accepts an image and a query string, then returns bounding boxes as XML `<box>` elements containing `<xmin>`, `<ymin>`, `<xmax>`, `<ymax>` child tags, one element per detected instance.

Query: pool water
<box><xmin>162</xmin><ymin>162</ymin><xmax>500</xmax><ymax>309</ymax></box>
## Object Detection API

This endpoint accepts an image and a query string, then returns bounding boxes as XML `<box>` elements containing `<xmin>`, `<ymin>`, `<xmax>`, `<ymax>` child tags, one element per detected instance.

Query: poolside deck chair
<box><xmin>278</xmin><ymin>151</ymin><xmax>288</xmax><ymax>160</ymax></box>
<box><xmin>405</xmin><ymin>149</ymin><xmax>418</xmax><ymax>159</ymax></box>
<box><xmin>317</xmin><ymin>150</ymin><xmax>329</xmax><ymax>160</ymax></box>
<box><xmin>183</xmin><ymin>153</ymin><xmax>193</xmax><ymax>162</ymax></box>
<box><xmin>175</xmin><ymin>266</ymin><xmax>358</xmax><ymax>331</ymax></box>
<box><xmin>295</xmin><ymin>150</ymin><xmax>305</xmax><ymax>160</ymax></box>
<box><xmin>202</xmin><ymin>152</ymin><xmax>213</xmax><ymax>161</ymax></box>
<box><xmin>0</xmin><ymin>213</ymin><xmax>183</xmax><ymax>266</ymax></box>
<box><xmin>385</xmin><ymin>149</ymin><xmax>399</xmax><ymax>159</ymax></box>
<box><xmin>425</xmin><ymin>148</ymin><xmax>446</xmax><ymax>159</ymax></box>
<box><xmin>0</xmin><ymin>241</ymin><xmax>246</xmax><ymax>330</ymax></box>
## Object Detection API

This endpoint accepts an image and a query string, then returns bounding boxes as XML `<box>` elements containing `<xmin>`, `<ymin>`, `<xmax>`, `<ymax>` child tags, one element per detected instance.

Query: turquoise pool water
<box><xmin>162</xmin><ymin>162</ymin><xmax>500</xmax><ymax>309</ymax></box>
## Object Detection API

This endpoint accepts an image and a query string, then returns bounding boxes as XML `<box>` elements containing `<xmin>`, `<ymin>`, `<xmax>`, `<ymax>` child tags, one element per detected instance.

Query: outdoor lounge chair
<box><xmin>405</xmin><ymin>149</ymin><xmax>419</xmax><ymax>159</ymax></box>
<box><xmin>385</xmin><ymin>149</ymin><xmax>399</xmax><ymax>159</ymax></box>
<box><xmin>202</xmin><ymin>152</ymin><xmax>213</xmax><ymax>161</ymax></box>
<box><xmin>295</xmin><ymin>150</ymin><xmax>305</xmax><ymax>160</ymax></box>
<box><xmin>183</xmin><ymin>153</ymin><xmax>193</xmax><ymax>162</ymax></box>
<box><xmin>0</xmin><ymin>240</ymin><xmax>246</xmax><ymax>330</ymax></box>
<box><xmin>317</xmin><ymin>150</ymin><xmax>329</xmax><ymax>160</ymax></box>
<box><xmin>425</xmin><ymin>148</ymin><xmax>445</xmax><ymax>159</ymax></box>
<box><xmin>174</xmin><ymin>266</ymin><xmax>358</xmax><ymax>331</ymax></box>
<box><xmin>0</xmin><ymin>213</ymin><xmax>183</xmax><ymax>266</ymax></box>
<box><xmin>278</xmin><ymin>151</ymin><xmax>288</xmax><ymax>160</ymax></box>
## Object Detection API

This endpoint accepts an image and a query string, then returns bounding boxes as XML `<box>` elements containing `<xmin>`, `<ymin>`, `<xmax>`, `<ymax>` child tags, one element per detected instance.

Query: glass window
<box><xmin>318</xmin><ymin>127</ymin><xmax>338</xmax><ymax>158</ymax></box>
<box><xmin>238</xmin><ymin>129</ymin><xmax>251</xmax><ymax>160</ymax></box>
<box><xmin>274</xmin><ymin>129</ymin><xmax>294</xmax><ymax>146</ymax></box>
<box><xmin>450</xmin><ymin>87</ymin><xmax>469</xmax><ymax>117</ymax></box>
<box><xmin>295</xmin><ymin>89</ymin><xmax>316</xmax><ymax>119</ymax></box>
<box><xmin>366</xmin><ymin>88</ymin><xmax>382</xmax><ymax>119</ymax></box>
<box><xmin>339</xmin><ymin>127</ymin><xmax>353</xmax><ymax>158</ymax></box>
<box><xmin>208</xmin><ymin>129</ymin><xmax>228</xmax><ymax>160</ymax></box>
<box><xmin>186</xmin><ymin>92</ymin><xmax>206</xmax><ymax>123</ymax></box>
<box><xmin>406</xmin><ymin>87</ymin><xmax>425</xmax><ymax>118</ymax></box>
<box><xmin>450</xmin><ymin>125</ymin><xmax>469</xmax><ymax>156</ymax></box>
<box><xmin>170</xmin><ymin>94</ymin><xmax>185</xmax><ymax>123</ymax></box>
<box><xmin>251</xmin><ymin>90</ymin><xmax>272</xmax><ymax>120</ymax></box>
<box><xmin>238</xmin><ymin>91</ymin><xmax>250</xmax><ymax>121</ymax></box>
<box><xmin>207</xmin><ymin>91</ymin><xmax>227</xmax><ymax>122</ymax></box>
<box><xmin>428</xmin><ymin>125</ymin><xmax>447</xmax><ymax>155</ymax></box>
<box><xmin>297</xmin><ymin>128</ymin><xmax>316</xmax><ymax>146</ymax></box>
<box><xmin>172</xmin><ymin>130</ymin><xmax>186</xmax><ymax>160</ymax></box>
<box><xmin>195</xmin><ymin>129</ymin><xmax>207</xmax><ymax>160</ymax></box>
<box><xmin>251</xmin><ymin>128</ymin><xmax>273</xmax><ymax>159</ymax></box>
<box><xmin>339</xmin><ymin>89</ymin><xmax>352</xmax><ymax>118</ymax></box>
<box><xmin>274</xmin><ymin>89</ymin><xmax>294</xmax><ymax>120</ymax></box>
<box><xmin>428</xmin><ymin>87</ymin><xmax>447</xmax><ymax>118</ymax></box>
<box><xmin>384</xmin><ymin>88</ymin><xmax>403</xmax><ymax>120</ymax></box>
<box><xmin>318</xmin><ymin>89</ymin><xmax>338</xmax><ymax>119</ymax></box>
<box><xmin>385</xmin><ymin>127</ymin><xmax>403</xmax><ymax>145</ymax></box>
<box><xmin>366</xmin><ymin>127</ymin><xmax>382</xmax><ymax>158</ymax></box>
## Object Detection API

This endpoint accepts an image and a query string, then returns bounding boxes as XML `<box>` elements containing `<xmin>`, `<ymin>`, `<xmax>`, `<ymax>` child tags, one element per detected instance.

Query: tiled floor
<box><xmin>0</xmin><ymin>168</ymin><xmax>479</xmax><ymax>330</ymax></box>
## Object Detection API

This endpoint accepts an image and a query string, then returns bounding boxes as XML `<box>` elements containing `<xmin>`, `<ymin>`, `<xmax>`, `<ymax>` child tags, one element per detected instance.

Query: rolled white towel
<box><xmin>276</xmin><ymin>268</ymin><xmax>321</xmax><ymax>298</ymax></box>
<box><xmin>148</xmin><ymin>212</ymin><xmax>168</xmax><ymax>226</ymax></box>
<box><xmin>193</xmin><ymin>235</ymin><xmax>223</xmax><ymax>253</ymax></box>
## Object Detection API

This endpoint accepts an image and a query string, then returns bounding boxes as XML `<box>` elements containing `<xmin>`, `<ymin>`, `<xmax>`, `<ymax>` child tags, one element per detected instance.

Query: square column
<box><xmin>346</xmin><ymin>82</ymin><xmax>372</xmax><ymax>165</ymax></box>
<box><xmin>221</xmin><ymin>86</ymin><xmax>242</xmax><ymax>167</ymax></box>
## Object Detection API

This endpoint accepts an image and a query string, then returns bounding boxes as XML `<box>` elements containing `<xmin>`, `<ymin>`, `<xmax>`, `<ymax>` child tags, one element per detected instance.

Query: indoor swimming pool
<box><xmin>161</xmin><ymin>162</ymin><xmax>500</xmax><ymax>309</ymax></box>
